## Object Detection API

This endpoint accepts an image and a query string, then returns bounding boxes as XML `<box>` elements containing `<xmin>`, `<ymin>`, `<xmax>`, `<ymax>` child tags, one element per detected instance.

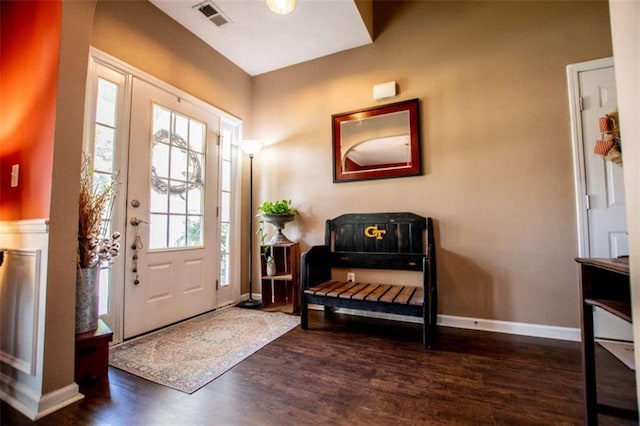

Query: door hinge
<box><xmin>216</xmin><ymin>206</ymin><xmax>219</xmax><ymax>217</ymax></box>
<box><xmin>585</xmin><ymin>194</ymin><xmax>591</xmax><ymax>210</ymax></box>
<box><xmin>578</xmin><ymin>96</ymin><xmax>584</xmax><ymax>112</ymax></box>
<box><xmin>216</xmin><ymin>279</ymin><xmax>219</xmax><ymax>291</ymax></box>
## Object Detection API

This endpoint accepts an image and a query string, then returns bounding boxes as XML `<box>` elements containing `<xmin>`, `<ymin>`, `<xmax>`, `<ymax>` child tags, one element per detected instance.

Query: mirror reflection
<box><xmin>341</xmin><ymin>111</ymin><xmax>411</xmax><ymax>171</ymax></box>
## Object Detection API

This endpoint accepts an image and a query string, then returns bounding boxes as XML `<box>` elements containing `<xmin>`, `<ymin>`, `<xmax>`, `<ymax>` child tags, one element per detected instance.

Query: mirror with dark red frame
<box><xmin>332</xmin><ymin>98</ymin><xmax>421</xmax><ymax>183</ymax></box>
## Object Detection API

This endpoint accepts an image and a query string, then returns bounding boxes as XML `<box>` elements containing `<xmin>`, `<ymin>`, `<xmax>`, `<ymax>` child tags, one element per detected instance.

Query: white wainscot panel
<box><xmin>0</xmin><ymin>249</ymin><xmax>41</xmax><ymax>376</ymax></box>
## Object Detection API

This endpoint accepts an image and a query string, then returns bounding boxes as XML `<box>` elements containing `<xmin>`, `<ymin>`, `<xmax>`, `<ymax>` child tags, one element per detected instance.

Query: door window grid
<box><xmin>219</xmin><ymin>129</ymin><xmax>233</xmax><ymax>287</ymax></box>
<box><xmin>149</xmin><ymin>104</ymin><xmax>206</xmax><ymax>249</ymax></box>
<box><xmin>93</xmin><ymin>77</ymin><xmax>119</xmax><ymax>315</ymax></box>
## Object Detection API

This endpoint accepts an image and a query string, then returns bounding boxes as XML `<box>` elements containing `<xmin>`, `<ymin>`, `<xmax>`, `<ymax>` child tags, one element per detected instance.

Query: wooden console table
<box><xmin>576</xmin><ymin>257</ymin><xmax>636</xmax><ymax>424</ymax></box>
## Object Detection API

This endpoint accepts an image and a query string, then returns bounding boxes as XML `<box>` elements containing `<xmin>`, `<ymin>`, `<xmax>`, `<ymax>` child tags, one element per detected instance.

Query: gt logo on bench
<box><xmin>364</xmin><ymin>225</ymin><xmax>387</xmax><ymax>240</ymax></box>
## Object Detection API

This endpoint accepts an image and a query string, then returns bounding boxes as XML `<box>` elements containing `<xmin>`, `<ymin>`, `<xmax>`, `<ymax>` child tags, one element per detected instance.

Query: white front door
<box><xmin>124</xmin><ymin>77</ymin><xmax>219</xmax><ymax>338</ymax></box>
<box><xmin>569</xmin><ymin>58</ymin><xmax>631</xmax><ymax>342</ymax></box>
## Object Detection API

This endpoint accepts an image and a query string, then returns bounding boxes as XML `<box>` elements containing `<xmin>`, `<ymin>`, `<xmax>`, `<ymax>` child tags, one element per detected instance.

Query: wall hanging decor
<box><xmin>593</xmin><ymin>111</ymin><xmax>622</xmax><ymax>166</ymax></box>
<box><xmin>332</xmin><ymin>98</ymin><xmax>422</xmax><ymax>183</ymax></box>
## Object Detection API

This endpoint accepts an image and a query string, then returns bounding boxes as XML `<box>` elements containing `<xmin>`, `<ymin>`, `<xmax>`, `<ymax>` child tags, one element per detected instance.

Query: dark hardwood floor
<box><xmin>2</xmin><ymin>310</ymin><xmax>637</xmax><ymax>425</ymax></box>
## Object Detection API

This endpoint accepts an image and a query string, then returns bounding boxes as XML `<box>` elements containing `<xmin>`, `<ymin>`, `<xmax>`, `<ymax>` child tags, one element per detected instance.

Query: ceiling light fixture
<box><xmin>266</xmin><ymin>0</ymin><xmax>296</xmax><ymax>15</ymax></box>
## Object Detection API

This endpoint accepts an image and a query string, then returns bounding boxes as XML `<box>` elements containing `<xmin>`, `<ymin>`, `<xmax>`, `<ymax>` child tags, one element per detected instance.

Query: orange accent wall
<box><xmin>0</xmin><ymin>0</ymin><xmax>61</xmax><ymax>220</ymax></box>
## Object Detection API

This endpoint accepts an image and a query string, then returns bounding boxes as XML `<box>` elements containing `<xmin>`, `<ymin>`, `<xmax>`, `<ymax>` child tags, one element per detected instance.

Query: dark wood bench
<box><xmin>300</xmin><ymin>212</ymin><xmax>437</xmax><ymax>348</ymax></box>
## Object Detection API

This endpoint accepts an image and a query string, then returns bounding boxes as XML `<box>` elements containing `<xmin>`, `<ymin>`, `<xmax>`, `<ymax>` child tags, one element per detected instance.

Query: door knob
<box><xmin>130</xmin><ymin>217</ymin><xmax>149</xmax><ymax>226</ymax></box>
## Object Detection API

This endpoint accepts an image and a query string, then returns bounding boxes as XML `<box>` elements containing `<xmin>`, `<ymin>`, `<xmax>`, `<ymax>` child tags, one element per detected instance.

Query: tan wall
<box><xmin>252</xmin><ymin>1</ymin><xmax>614</xmax><ymax>328</ymax></box>
<box><xmin>91</xmin><ymin>0</ymin><xmax>252</xmax><ymax>120</ymax></box>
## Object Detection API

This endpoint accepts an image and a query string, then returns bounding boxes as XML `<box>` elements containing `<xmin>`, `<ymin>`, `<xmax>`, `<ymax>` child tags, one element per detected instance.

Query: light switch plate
<box><xmin>11</xmin><ymin>164</ymin><xmax>19</xmax><ymax>187</ymax></box>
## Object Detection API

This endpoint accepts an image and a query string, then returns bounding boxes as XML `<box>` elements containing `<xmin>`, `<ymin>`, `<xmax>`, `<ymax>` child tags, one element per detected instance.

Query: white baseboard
<box><xmin>309</xmin><ymin>305</ymin><xmax>581</xmax><ymax>342</ymax></box>
<box><xmin>0</xmin><ymin>373</ymin><xmax>83</xmax><ymax>420</ymax></box>
<box><xmin>437</xmin><ymin>314</ymin><xmax>581</xmax><ymax>342</ymax></box>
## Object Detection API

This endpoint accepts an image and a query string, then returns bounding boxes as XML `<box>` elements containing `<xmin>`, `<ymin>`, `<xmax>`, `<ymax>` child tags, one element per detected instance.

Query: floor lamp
<box><xmin>238</xmin><ymin>139</ymin><xmax>263</xmax><ymax>309</ymax></box>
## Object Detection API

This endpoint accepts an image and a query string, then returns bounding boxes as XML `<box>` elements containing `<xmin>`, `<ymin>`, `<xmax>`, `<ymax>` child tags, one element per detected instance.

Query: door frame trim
<box><xmin>566</xmin><ymin>56</ymin><xmax>614</xmax><ymax>257</ymax></box>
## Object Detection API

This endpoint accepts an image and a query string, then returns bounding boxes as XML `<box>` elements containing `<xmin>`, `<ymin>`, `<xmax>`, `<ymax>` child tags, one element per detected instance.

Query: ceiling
<box><xmin>149</xmin><ymin>0</ymin><xmax>373</xmax><ymax>76</ymax></box>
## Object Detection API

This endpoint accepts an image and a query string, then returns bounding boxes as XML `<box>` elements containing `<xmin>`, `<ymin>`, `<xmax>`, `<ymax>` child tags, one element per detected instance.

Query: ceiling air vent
<box><xmin>194</xmin><ymin>1</ymin><xmax>231</xmax><ymax>27</ymax></box>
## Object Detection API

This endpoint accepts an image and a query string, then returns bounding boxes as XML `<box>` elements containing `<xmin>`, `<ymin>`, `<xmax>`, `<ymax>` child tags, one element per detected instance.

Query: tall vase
<box><xmin>75</xmin><ymin>267</ymin><xmax>100</xmax><ymax>334</ymax></box>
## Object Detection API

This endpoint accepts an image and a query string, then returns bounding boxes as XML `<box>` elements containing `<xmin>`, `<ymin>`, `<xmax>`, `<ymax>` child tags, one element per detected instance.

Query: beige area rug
<box><xmin>109</xmin><ymin>307</ymin><xmax>300</xmax><ymax>394</ymax></box>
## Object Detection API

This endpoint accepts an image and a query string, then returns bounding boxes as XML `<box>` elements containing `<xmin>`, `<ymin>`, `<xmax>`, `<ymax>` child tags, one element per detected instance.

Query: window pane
<box><xmin>220</xmin><ymin>222</ymin><xmax>229</xmax><ymax>253</ymax></box>
<box><xmin>96</xmin><ymin>78</ymin><xmax>118</xmax><ymax>127</ymax></box>
<box><xmin>187</xmin><ymin>216</ymin><xmax>203</xmax><ymax>246</ymax></box>
<box><xmin>220</xmin><ymin>254</ymin><xmax>230</xmax><ymax>286</ymax></box>
<box><xmin>170</xmin><ymin>147</ymin><xmax>188</xmax><ymax>181</ymax></box>
<box><xmin>169</xmin><ymin>191</ymin><xmax>186</xmax><ymax>214</ymax></box>
<box><xmin>150</xmin><ymin>189</ymin><xmax>168</xmax><ymax>213</ymax></box>
<box><xmin>169</xmin><ymin>215</ymin><xmax>186</xmax><ymax>247</ymax></box>
<box><xmin>221</xmin><ymin>192</ymin><xmax>230</xmax><ymax>222</ymax></box>
<box><xmin>150</xmin><ymin>214</ymin><xmax>167</xmax><ymax>249</ymax></box>
<box><xmin>98</xmin><ymin>267</ymin><xmax>110</xmax><ymax>315</ymax></box>
<box><xmin>153</xmin><ymin>105</ymin><xmax>170</xmax><ymax>135</ymax></box>
<box><xmin>221</xmin><ymin>160</ymin><xmax>230</xmax><ymax>191</ymax></box>
<box><xmin>94</xmin><ymin>125</ymin><xmax>114</xmax><ymax>173</ymax></box>
<box><xmin>153</xmin><ymin>142</ymin><xmax>170</xmax><ymax>178</ymax></box>
<box><xmin>222</xmin><ymin>132</ymin><xmax>231</xmax><ymax>160</ymax></box>
<box><xmin>173</xmin><ymin>112</ymin><xmax>189</xmax><ymax>144</ymax></box>
<box><xmin>189</xmin><ymin>152</ymin><xmax>204</xmax><ymax>186</ymax></box>
<box><xmin>189</xmin><ymin>120</ymin><xmax>204</xmax><ymax>153</ymax></box>
<box><xmin>187</xmin><ymin>186</ymin><xmax>203</xmax><ymax>214</ymax></box>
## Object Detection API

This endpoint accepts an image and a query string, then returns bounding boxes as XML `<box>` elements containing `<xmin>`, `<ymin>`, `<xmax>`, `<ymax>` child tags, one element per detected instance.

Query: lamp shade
<box><xmin>266</xmin><ymin>0</ymin><xmax>296</xmax><ymax>15</ymax></box>
<box><xmin>240</xmin><ymin>139</ymin><xmax>263</xmax><ymax>156</ymax></box>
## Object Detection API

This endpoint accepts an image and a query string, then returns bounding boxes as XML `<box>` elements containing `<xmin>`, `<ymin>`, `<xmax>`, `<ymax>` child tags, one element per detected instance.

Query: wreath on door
<box><xmin>150</xmin><ymin>129</ymin><xmax>203</xmax><ymax>195</ymax></box>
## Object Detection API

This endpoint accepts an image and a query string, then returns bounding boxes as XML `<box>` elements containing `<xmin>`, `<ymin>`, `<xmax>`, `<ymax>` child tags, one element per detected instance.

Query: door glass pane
<box><xmin>150</xmin><ymin>213</ymin><xmax>168</xmax><ymax>249</ymax></box>
<box><xmin>150</xmin><ymin>188</ymin><xmax>168</xmax><ymax>212</ymax></box>
<box><xmin>152</xmin><ymin>142</ymin><xmax>170</xmax><ymax>178</ymax></box>
<box><xmin>187</xmin><ymin>216</ymin><xmax>203</xmax><ymax>246</ymax></box>
<box><xmin>149</xmin><ymin>103</ymin><xmax>205</xmax><ymax>249</ymax></box>
<box><xmin>189</xmin><ymin>120</ymin><xmax>204</xmax><ymax>153</ymax></box>
<box><xmin>169</xmin><ymin>191</ymin><xmax>186</xmax><ymax>214</ymax></box>
<box><xmin>187</xmin><ymin>186</ymin><xmax>203</xmax><ymax>214</ymax></box>
<box><xmin>221</xmin><ymin>160</ymin><xmax>230</xmax><ymax>192</ymax></box>
<box><xmin>96</xmin><ymin>79</ymin><xmax>117</xmax><ymax>127</ymax></box>
<box><xmin>219</xmin><ymin>129</ymin><xmax>233</xmax><ymax>287</ymax></box>
<box><xmin>95</xmin><ymin>125</ymin><xmax>114</xmax><ymax>173</ymax></box>
<box><xmin>221</xmin><ymin>192</ymin><xmax>230</xmax><ymax>222</ymax></box>
<box><xmin>93</xmin><ymin>77</ymin><xmax>120</xmax><ymax>316</ymax></box>
<box><xmin>170</xmin><ymin>147</ymin><xmax>188</xmax><ymax>181</ymax></box>
<box><xmin>169</xmin><ymin>215</ymin><xmax>187</xmax><ymax>247</ymax></box>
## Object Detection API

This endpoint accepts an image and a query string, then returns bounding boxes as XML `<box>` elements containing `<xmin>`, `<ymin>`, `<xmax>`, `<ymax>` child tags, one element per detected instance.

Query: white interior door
<box><xmin>570</xmin><ymin>59</ymin><xmax>631</xmax><ymax>342</ymax></box>
<box><xmin>124</xmin><ymin>77</ymin><xmax>219</xmax><ymax>339</ymax></box>
<box><xmin>579</xmin><ymin>66</ymin><xmax>628</xmax><ymax>259</ymax></box>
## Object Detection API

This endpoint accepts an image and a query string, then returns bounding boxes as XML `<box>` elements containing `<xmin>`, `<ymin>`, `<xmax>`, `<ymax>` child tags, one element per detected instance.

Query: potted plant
<box><xmin>76</xmin><ymin>156</ymin><xmax>120</xmax><ymax>334</ymax></box>
<box><xmin>257</xmin><ymin>226</ymin><xmax>276</xmax><ymax>276</ymax></box>
<box><xmin>257</xmin><ymin>199</ymin><xmax>299</xmax><ymax>245</ymax></box>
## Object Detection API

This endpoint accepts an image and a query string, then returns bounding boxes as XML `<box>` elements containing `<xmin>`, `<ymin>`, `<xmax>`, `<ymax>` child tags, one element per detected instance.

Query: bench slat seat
<box><xmin>338</xmin><ymin>282</ymin><xmax>371</xmax><ymax>299</ymax></box>
<box><xmin>379</xmin><ymin>285</ymin><xmax>404</xmax><ymax>303</ymax></box>
<box><xmin>301</xmin><ymin>212</ymin><xmax>438</xmax><ymax>349</ymax></box>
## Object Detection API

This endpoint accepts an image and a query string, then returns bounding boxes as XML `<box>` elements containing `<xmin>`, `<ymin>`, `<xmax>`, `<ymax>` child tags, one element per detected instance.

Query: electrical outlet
<box><xmin>347</xmin><ymin>272</ymin><xmax>355</xmax><ymax>282</ymax></box>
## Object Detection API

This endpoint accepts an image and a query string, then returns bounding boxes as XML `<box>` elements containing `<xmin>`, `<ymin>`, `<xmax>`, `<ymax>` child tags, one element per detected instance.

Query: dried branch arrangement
<box><xmin>77</xmin><ymin>156</ymin><xmax>120</xmax><ymax>269</ymax></box>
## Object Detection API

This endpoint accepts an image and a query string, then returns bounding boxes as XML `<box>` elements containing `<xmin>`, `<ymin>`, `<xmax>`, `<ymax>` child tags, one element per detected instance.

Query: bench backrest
<box><xmin>325</xmin><ymin>212</ymin><xmax>434</xmax><ymax>271</ymax></box>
